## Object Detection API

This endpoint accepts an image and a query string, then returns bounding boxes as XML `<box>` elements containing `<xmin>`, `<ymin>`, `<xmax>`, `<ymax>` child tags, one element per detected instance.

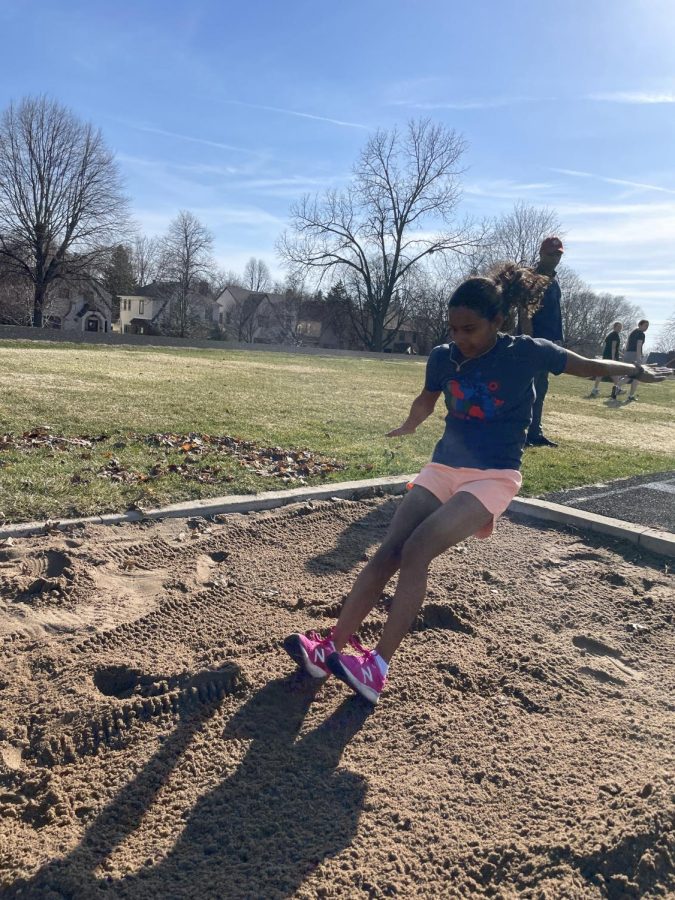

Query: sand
<box><xmin>0</xmin><ymin>496</ymin><xmax>673</xmax><ymax>899</ymax></box>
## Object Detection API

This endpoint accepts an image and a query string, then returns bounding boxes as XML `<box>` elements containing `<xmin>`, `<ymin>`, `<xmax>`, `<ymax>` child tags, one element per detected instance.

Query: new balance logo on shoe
<box><xmin>283</xmin><ymin>631</ymin><xmax>334</xmax><ymax>679</ymax></box>
<box><xmin>327</xmin><ymin>648</ymin><xmax>386</xmax><ymax>704</ymax></box>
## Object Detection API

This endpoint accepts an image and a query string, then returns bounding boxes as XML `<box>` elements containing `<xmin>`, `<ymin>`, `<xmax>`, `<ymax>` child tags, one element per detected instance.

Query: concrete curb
<box><xmin>508</xmin><ymin>497</ymin><xmax>675</xmax><ymax>557</ymax></box>
<box><xmin>0</xmin><ymin>475</ymin><xmax>412</xmax><ymax>540</ymax></box>
<box><xmin>1</xmin><ymin>475</ymin><xmax>673</xmax><ymax>558</ymax></box>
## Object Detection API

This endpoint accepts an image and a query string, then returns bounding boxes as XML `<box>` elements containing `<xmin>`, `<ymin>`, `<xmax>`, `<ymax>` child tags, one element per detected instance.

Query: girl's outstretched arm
<box><xmin>563</xmin><ymin>350</ymin><xmax>672</xmax><ymax>383</ymax></box>
<box><xmin>386</xmin><ymin>389</ymin><xmax>441</xmax><ymax>437</ymax></box>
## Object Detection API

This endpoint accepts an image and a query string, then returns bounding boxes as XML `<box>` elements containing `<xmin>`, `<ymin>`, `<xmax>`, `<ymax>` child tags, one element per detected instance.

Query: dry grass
<box><xmin>0</xmin><ymin>340</ymin><xmax>673</xmax><ymax>522</ymax></box>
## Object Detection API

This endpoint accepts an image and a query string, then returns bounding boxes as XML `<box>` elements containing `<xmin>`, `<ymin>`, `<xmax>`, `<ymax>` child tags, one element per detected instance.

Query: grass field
<box><xmin>0</xmin><ymin>339</ymin><xmax>673</xmax><ymax>523</ymax></box>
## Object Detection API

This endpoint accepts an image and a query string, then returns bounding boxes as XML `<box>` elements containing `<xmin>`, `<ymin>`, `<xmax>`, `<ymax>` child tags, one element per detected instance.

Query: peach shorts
<box><xmin>409</xmin><ymin>463</ymin><xmax>522</xmax><ymax>539</ymax></box>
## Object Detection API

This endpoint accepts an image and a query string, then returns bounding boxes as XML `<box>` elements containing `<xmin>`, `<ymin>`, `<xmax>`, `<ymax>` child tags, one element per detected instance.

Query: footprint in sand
<box><xmin>0</xmin><ymin>548</ymin><xmax>74</xmax><ymax>596</ymax></box>
<box><xmin>572</xmin><ymin>635</ymin><xmax>642</xmax><ymax>681</ymax></box>
<box><xmin>194</xmin><ymin>551</ymin><xmax>230</xmax><ymax>587</ymax></box>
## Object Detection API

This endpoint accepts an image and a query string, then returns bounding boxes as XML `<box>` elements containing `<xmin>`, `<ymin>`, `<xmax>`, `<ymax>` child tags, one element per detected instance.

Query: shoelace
<box><xmin>348</xmin><ymin>635</ymin><xmax>378</xmax><ymax>667</ymax></box>
<box><xmin>348</xmin><ymin>634</ymin><xmax>368</xmax><ymax>655</ymax></box>
<box><xmin>308</xmin><ymin>630</ymin><xmax>333</xmax><ymax>646</ymax></box>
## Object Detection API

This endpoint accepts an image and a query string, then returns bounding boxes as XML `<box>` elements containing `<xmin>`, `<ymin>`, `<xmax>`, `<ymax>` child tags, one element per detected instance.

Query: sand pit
<box><xmin>0</xmin><ymin>497</ymin><xmax>673</xmax><ymax>898</ymax></box>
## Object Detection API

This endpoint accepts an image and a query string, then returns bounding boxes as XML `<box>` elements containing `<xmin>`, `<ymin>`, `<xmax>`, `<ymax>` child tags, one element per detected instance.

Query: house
<box><xmin>214</xmin><ymin>287</ymin><xmax>358</xmax><ymax>348</ymax></box>
<box><xmin>647</xmin><ymin>350</ymin><xmax>675</xmax><ymax>367</ymax></box>
<box><xmin>117</xmin><ymin>289</ymin><xmax>168</xmax><ymax>335</ymax></box>
<box><xmin>294</xmin><ymin>298</ymin><xmax>355</xmax><ymax>349</ymax></box>
<box><xmin>214</xmin><ymin>286</ymin><xmax>296</xmax><ymax>344</ymax></box>
<box><xmin>42</xmin><ymin>280</ymin><xmax>113</xmax><ymax>333</ymax></box>
<box><xmin>383</xmin><ymin>322</ymin><xmax>421</xmax><ymax>354</ymax></box>
<box><xmin>116</xmin><ymin>281</ymin><xmax>216</xmax><ymax>335</ymax></box>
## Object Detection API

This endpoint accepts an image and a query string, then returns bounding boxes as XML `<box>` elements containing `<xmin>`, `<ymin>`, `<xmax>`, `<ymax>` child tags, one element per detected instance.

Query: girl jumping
<box><xmin>284</xmin><ymin>264</ymin><xmax>671</xmax><ymax>704</ymax></box>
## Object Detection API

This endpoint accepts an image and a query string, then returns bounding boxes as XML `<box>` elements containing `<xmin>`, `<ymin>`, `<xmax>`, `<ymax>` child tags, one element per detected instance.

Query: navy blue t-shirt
<box><xmin>530</xmin><ymin>278</ymin><xmax>563</xmax><ymax>342</ymax></box>
<box><xmin>424</xmin><ymin>334</ymin><xmax>568</xmax><ymax>470</ymax></box>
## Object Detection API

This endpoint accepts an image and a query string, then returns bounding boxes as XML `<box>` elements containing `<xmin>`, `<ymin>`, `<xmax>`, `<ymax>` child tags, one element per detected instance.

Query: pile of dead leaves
<box><xmin>143</xmin><ymin>432</ymin><xmax>345</xmax><ymax>483</ymax></box>
<box><xmin>1</xmin><ymin>426</ymin><xmax>345</xmax><ymax>487</ymax></box>
<box><xmin>0</xmin><ymin>426</ymin><xmax>109</xmax><ymax>452</ymax></box>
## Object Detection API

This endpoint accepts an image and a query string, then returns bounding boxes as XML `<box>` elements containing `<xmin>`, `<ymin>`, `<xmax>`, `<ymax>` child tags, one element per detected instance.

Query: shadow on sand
<box><xmin>306</xmin><ymin>496</ymin><xmax>399</xmax><ymax>576</ymax></box>
<box><xmin>10</xmin><ymin>674</ymin><xmax>370</xmax><ymax>899</ymax></box>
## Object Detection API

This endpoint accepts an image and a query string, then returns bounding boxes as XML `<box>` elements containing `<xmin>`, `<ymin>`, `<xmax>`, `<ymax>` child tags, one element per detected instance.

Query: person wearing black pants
<box><xmin>520</xmin><ymin>236</ymin><xmax>564</xmax><ymax>447</ymax></box>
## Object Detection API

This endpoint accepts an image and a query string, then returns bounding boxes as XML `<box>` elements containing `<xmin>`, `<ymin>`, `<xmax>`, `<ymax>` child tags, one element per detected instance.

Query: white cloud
<box><xmin>588</xmin><ymin>91</ymin><xmax>675</xmax><ymax>104</ymax></box>
<box><xmin>119</xmin><ymin>120</ymin><xmax>255</xmax><ymax>155</ymax></box>
<box><xmin>464</xmin><ymin>179</ymin><xmax>557</xmax><ymax>201</ymax></box>
<box><xmin>118</xmin><ymin>153</ymin><xmax>344</xmax><ymax>202</ymax></box>
<box><xmin>391</xmin><ymin>96</ymin><xmax>532</xmax><ymax>111</ymax></box>
<box><xmin>224</xmin><ymin>100</ymin><xmax>368</xmax><ymax>130</ymax></box>
<box><xmin>551</xmin><ymin>168</ymin><xmax>675</xmax><ymax>197</ymax></box>
<box><xmin>132</xmin><ymin>204</ymin><xmax>284</xmax><ymax>238</ymax></box>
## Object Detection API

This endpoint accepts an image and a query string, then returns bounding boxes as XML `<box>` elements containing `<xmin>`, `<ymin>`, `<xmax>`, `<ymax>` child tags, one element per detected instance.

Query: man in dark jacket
<box><xmin>521</xmin><ymin>236</ymin><xmax>564</xmax><ymax>447</ymax></box>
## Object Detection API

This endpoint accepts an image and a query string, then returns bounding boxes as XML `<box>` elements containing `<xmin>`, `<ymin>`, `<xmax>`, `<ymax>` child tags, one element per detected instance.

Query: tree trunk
<box><xmin>371</xmin><ymin>315</ymin><xmax>384</xmax><ymax>352</ymax></box>
<box><xmin>32</xmin><ymin>283</ymin><xmax>46</xmax><ymax>328</ymax></box>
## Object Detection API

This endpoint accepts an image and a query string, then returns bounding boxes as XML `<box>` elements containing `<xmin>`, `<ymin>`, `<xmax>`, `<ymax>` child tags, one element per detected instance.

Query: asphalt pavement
<box><xmin>545</xmin><ymin>470</ymin><xmax>675</xmax><ymax>534</ymax></box>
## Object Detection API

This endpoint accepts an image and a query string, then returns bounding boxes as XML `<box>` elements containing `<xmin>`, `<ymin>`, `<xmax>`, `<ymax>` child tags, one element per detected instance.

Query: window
<box><xmin>225</xmin><ymin>312</ymin><xmax>232</xmax><ymax>325</ymax></box>
<box><xmin>257</xmin><ymin>315</ymin><xmax>269</xmax><ymax>328</ymax></box>
<box><xmin>297</xmin><ymin>320</ymin><xmax>321</xmax><ymax>337</ymax></box>
<box><xmin>139</xmin><ymin>300</ymin><xmax>145</xmax><ymax>315</ymax></box>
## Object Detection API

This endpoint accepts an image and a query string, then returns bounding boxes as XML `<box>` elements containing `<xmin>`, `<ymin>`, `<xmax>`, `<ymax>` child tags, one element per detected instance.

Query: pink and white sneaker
<box><xmin>283</xmin><ymin>630</ymin><xmax>336</xmax><ymax>679</ymax></box>
<box><xmin>327</xmin><ymin>640</ymin><xmax>386</xmax><ymax>704</ymax></box>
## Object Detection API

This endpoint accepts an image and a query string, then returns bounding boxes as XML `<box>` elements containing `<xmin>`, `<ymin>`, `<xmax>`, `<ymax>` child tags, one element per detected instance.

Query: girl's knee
<box><xmin>399</xmin><ymin>536</ymin><xmax>433</xmax><ymax>571</ymax></box>
<box><xmin>373</xmin><ymin>542</ymin><xmax>403</xmax><ymax>569</ymax></box>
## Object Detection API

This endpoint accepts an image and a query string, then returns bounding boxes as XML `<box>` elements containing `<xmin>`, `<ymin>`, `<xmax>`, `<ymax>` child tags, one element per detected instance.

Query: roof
<box><xmin>136</xmin><ymin>282</ymin><xmax>178</xmax><ymax>299</ymax></box>
<box><xmin>220</xmin><ymin>286</ymin><xmax>286</xmax><ymax>305</ymax></box>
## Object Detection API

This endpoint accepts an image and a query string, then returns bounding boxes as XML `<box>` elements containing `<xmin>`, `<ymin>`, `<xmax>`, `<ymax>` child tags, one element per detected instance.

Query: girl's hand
<box><xmin>386</xmin><ymin>423</ymin><xmax>416</xmax><ymax>437</ymax></box>
<box><xmin>638</xmin><ymin>366</ymin><xmax>673</xmax><ymax>383</ymax></box>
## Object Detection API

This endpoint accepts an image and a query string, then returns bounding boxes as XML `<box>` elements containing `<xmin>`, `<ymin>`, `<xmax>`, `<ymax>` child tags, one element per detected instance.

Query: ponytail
<box><xmin>448</xmin><ymin>263</ymin><xmax>550</xmax><ymax>330</ymax></box>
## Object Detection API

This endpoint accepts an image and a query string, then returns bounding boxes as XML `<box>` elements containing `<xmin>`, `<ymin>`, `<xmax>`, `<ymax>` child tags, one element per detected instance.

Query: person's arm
<box><xmin>564</xmin><ymin>350</ymin><xmax>671</xmax><ymax>382</ymax></box>
<box><xmin>386</xmin><ymin>389</ymin><xmax>441</xmax><ymax>437</ymax></box>
<box><xmin>636</xmin><ymin>334</ymin><xmax>645</xmax><ymax>364</ymax></box>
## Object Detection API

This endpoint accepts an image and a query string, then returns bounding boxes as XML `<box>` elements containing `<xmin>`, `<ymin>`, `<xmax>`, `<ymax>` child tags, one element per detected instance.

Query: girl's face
<box><xmin>448</xmin><ymin>306</ymin><xmax>502</xmax><ymax>358</ymax></box>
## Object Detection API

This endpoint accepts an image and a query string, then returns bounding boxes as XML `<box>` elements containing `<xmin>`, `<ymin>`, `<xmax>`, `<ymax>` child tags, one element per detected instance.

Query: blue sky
<box><xmin>1</xmin><ymin>0</ymin><xmax>674</xmax><ymax>338</ymax></box>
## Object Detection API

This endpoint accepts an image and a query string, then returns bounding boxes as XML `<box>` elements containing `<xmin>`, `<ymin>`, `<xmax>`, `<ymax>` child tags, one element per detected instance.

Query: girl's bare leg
<box><xmin>331</xmin><ymin>487</ymin><xmax>441</xmax><ymax>650</ymax></box>
<box><xmin>376</xmin><ymin>491</ymin><xmax>493</xmax><ymax>662</ymax></box>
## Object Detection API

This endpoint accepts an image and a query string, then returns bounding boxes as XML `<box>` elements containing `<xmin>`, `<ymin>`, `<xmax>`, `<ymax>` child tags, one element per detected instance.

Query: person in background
<box><xmin>590</xmin><ymin>322</ymin><xmax>623</xmax><ymax>398</ymax></box>
<box><xmin>519</xmin><ymin>236</ymin><xmax>564</xmax><ymax>446</ymax></box>
<box><xmin>618</xmin><ymin>320</ymin><xmax>649</xmax><ymax>401</ymax></box>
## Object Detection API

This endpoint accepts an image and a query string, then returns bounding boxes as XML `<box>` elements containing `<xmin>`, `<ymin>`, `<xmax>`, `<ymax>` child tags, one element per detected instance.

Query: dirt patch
<box><xmin>0</xmin><ymin>499</ymin><xmax>673</xmax><ymax>898</ymax></box>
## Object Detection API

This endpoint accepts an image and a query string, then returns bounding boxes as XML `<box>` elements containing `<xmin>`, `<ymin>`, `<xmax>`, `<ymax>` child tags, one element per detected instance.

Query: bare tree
<box><xmin>653</xmin><ymin>313</ymin><xmax>675</xmax><ymax>353</ymax></box>
<box><xmin>557</xmin><ymin>265</ymin><xmax>643</xmax><ymax>354</ymax></box>
<box><xmin>0</xmin><ymin>271</ymin><xmax>33</xmax><ymax>325</ymax></box>
<box><xmin>487</xmin><ymin>202</ymin><xmax>563</xmax><ymax>268</ymax></box>
<box><xmin>131</xmin><ymin>234</ymin><xmax>161</xmax><ymax>287</ymax></box>
<box><xmin>0</xmin><ymin>96</ymin><xmax>129</xmax><ymax>326</ymax></box>
<box><xmin>212</xmin><ymin>267</ymin><xmax>243</xmax><ymax>296</ymax></box>
<box><xmin>227</xmin><ymin>292</ymin><xmax>264</xmax><ymax>343</ymax></box>
<box><xmin>159</xmin><ymin>210</ymin><xmax>214</xmax><ymax>337</ymax></box>
<box><xmin>243</xmin><ymin>257</ymin><xmax>271</xmax><ymax>292</ymax></box>
<box><xmin>278</xmin><ymin>119</ymin><xmax>478</xmax><ymax>351</ymax></box>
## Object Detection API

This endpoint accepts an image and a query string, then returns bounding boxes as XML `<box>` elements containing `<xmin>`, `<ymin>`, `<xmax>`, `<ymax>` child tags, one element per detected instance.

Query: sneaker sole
<box><xmin>283</xmin><ymin>634</ymin><xmax>329</xmax><ymax>679</ymax></box>
<box><xmin>327</xmin><ymin>654</ymin><xmax>380</xmax><ymax>704</ymax></box>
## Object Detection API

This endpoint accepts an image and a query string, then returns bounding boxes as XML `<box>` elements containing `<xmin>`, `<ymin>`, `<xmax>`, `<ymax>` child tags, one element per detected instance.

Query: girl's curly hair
<box><xmin>448</xmin><ymin>264</ymin><xmax>550</xmax><ymax>331</ymax></box>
